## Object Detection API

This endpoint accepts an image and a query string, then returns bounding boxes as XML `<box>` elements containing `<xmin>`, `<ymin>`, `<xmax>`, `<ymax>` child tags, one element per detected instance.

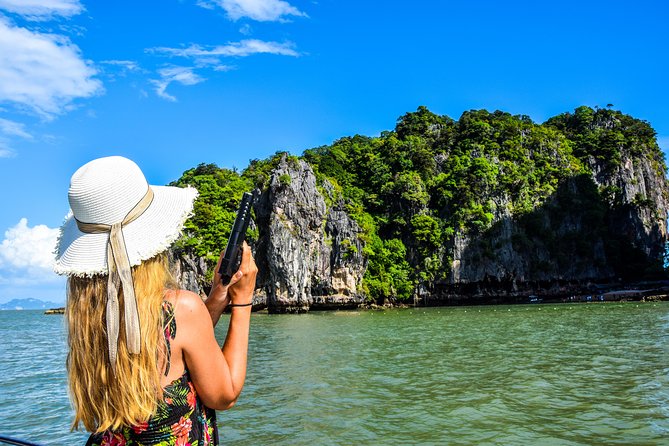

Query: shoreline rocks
<box><xmin>44</xmin><ymin>308</ymin><xmax>65</xmax><ymax>314</ymax></box>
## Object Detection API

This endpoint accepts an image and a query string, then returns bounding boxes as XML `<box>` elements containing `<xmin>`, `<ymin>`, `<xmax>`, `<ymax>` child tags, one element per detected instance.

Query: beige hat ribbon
<box><xmin>75</xmin><ymin>187</ymin><xmax>155</xmax><ymax>370</ymax></box>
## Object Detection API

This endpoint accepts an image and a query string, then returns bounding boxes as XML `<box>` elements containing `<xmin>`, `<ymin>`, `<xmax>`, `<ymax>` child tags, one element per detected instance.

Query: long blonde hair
<box><xmin>66</xmin><ymin>252</ymin><xmax>177</xmax><ymax>433</ymax></box>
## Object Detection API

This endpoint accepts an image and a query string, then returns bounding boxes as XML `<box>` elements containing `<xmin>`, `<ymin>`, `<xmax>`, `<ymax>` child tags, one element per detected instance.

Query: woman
<box><xmin>54</xmin><ymin>156</ymin><xmax>257</xmax><ymax>445</ymax></box>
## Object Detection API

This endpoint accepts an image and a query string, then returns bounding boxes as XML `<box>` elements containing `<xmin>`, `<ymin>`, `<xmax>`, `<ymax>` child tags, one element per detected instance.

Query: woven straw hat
<box><xmin>54</xmin><ymin>156</ymin><xmax>198</xmax><ymax>276</ymax></box>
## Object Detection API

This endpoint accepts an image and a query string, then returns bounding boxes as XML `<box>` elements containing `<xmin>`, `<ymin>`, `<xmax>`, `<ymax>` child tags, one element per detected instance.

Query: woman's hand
<box><xmin>209</xmin><ymin>256</ymin><xmax>242</xmax><ymax>306</ymax></box>
<box><xmin>227</xmin><ymin>242</ymin><xmax>258</xmax><ymax>306</ymax></box>
<box><xmin>205</xmin><ymin>246</ymin><xmax>245</xmax><ymax>326</ymax></box>
<box><xmin>205</xmin><ymin>242</ymin><xmax>257</xmax><ymax>325</ymax></box>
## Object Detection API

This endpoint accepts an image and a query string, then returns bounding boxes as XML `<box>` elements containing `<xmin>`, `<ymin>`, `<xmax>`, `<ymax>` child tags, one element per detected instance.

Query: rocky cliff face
<box><xmin>168</xmin><ymin>156</ymin><xmax>366</xmax><ymax>312</ymax></box>
<box><xmin>439</xmin><ymin>139</ymin><xmax>669</xmax><ymax>301</ymax></box>
<box><xmin>253</xmin><ymin>156</ymin><xmax>365</xmax><ymax>312</ymax></box>
<box><xmin>168</xmin><ymin>248</ymin><xmax>209</xmax><ymax>297</ymax></box>
<box><xmin>590</xmin><ymin>154</ymin><xmax>668</xmax><ymax>261</ymax></box>
<box><xmin>172</xmin><ymin>149</ymin><xmax>667</xmax><ymax>307</ymax></box>
<box><xmin>444</xmin><ymin>178</ymin><xmax>615</xmax><ymax>301</ymax></box>
<box><xmin>170</xmin><ymin>108</ymin><xmax>668</xmax><ymax>308</ymax></box>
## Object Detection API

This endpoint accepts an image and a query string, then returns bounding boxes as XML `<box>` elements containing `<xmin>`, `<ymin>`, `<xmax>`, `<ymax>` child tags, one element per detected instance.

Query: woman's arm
<box><xmin>204</xmin><ymin>241</ymin><xmax>255</xmax><ymax>326</ymax></box>
<box><xmin>179</xmin><ymin>243</ymin><xmax>257</xmax><ymax>409</ymax></box>
<box><xmin>219</xmin><ymin>244</ymin><xmax>257</xmax><ymax>398</ymax></box>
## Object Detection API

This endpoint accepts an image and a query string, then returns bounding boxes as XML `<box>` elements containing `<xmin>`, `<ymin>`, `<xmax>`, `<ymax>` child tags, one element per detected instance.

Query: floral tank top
<box><xmin>86</xmin><ymin>301</ymin><xmax>218</xmax><ymax>446</ymax></box>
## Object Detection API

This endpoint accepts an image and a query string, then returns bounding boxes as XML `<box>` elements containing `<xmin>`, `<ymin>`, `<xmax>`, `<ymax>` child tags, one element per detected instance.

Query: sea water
<box><xmin>1</xmin><ymin>302</ymin><xmax>668</xmax><ymax>445</ymax></box>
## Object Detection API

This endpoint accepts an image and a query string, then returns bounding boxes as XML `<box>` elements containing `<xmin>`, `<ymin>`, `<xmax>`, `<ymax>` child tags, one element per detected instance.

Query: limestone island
<box><xmin>98</xmin><ymin>107</ymin><xmax>669</xmax><ymax>313</ymax></box>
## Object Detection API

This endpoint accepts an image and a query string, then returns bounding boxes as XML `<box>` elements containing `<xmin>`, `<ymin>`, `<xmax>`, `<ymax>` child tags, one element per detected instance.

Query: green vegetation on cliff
<box><xmin>169</xmin><ymin>164</ymin><xmax>253</xmax><ymax>272</ymax></box>
<box><xmin>545</xmin><ymin>106</ymin><xmax>664</xmax><ymax>173</ymax></box>
<box><xmin>173</xmin><ymin>106</ymin><xmax>667</xmax><ymax>301</ymax></box>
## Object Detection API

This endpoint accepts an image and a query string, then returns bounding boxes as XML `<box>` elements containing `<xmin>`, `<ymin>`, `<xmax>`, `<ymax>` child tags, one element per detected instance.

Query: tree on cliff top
<box><xmin>545</xmin><ymin>105</ymin><xmax>665</xmax><ymax>174</ymax></box>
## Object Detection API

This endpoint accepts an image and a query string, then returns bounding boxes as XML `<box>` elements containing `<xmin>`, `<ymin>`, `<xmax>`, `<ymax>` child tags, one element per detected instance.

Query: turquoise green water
<box><xmin>1</xmin><ymin>302</ymin><xmax>668</xmax><ymax>445</ymax></box>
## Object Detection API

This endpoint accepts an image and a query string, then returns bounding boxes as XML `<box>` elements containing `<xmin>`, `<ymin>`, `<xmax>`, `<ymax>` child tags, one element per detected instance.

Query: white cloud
<box><xmin>0</xmin><ymin>140</ymin><xmax>14</xmax><ymax>157</ymax></box>
<box><xmin>0</xmin><ymin>220</ymin><xmax>65</xmax><ymax>302</ymax></box>
<box><xmin>0</xmin><ymin>0</ymin><xmax>83</xmax><ymax>20</ymax></box>
<box><xmin>0</xmin><ymin>218</ymin><xmax>60</xmax><ymax>285</ymax></box>
<box><xmin>99</xmin><ymin>60</ymin><xmax>142</xmax><ymax>81</ymax></box>
<box><xmin>0</xmin><ymin>117</ymin><xmax>32</xmax><ymax>139</ymax></box>
<box><xmin>0</xmin><ymin>117</ymin><xmax>30</xmax><ymax>156</ymax></box>
<box><xmin>153</xmin><ymin>39</ymin><xmax>299</xmax><ymax>59</ymax></box>
<box><xmin>197</xmin><ymin>0</ymin><xmax>306</xmax><ymax>22</ymax></box>
<box><xmin>239</xmin><ymin>23</ymin><xmax>252</xmax><ymax>35</ymax></box>
<box><xmin>196</xmin><ymin>0</ymin><xmax>216</xmax><ymax>10</ymax></box>
<box><xmin>100</xmin><ymin>60</ymin><xmax>140</xmax><ymax>72</ymax></box>
<box><xmin>0</xmin><ymin>17</ymin><xmax>102</xmax><ymax>117</ymax></box>
<box><xmin>150</xmin><ymin>66</ymin><xmax>205</xmax><ymax>102</ymax></box>
<box><xmin>213</xmin><ymin>65</ymin><xmax>235</xmax><ymax>72</ymax></box>
<box><xmin>147</xmin><ymin>40</ymin><xmax>296</xmax><ymax>99</ymax></box>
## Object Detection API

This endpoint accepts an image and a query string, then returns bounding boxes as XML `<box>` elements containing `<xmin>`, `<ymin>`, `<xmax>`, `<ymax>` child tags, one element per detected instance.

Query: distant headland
<box><xmin>0</xmin><ymin>298</ymin><xmax>62</xmax><ymax>311</ymax></box>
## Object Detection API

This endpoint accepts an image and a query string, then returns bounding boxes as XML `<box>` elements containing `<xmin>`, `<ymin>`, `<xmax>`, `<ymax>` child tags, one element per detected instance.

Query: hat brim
<box><xmin>54</xmin><ymin>185</ymin><xmax>198</xmax><ymax>277</ymax></box>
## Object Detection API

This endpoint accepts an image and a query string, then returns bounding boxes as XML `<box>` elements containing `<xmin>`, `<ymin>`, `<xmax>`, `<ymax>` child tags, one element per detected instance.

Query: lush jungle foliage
<box><xmin>169</xmin><ymin>164</ymin><xmax>252</xmax><ymax>279</ymax></box>
<box><xmin>168</xmin><ymin>153</ymin><xmax>288</xmax><ymax>280</ymax></box>
<box><xmin>172</xmin><ymin>106</ymin><xmax>666</xmax><ymax>299</ymax></box>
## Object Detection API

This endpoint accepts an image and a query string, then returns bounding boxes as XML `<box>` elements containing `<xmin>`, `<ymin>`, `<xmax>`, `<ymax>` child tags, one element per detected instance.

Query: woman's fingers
<box><xmin>239</xmin><ymin>242</ymin><xmax>258</xmax><ymax>275</ymax></box>
<box><xmin>239</xmin><ymin>242</ymin><xmax>251</xmax><ymax>270</ymax></box>
<box><xmin>212</xmin><ymin>249</ymin><xmax>225</xmax><ymax>287</ymax></box>
<box><xmin>227</xmin><ymin>242</ymin><xmax>257</xmax><ymax>302</ymax></box>
<box><xmin>228</xmin><ymin>270</ymin><xmax>243</xmax><ymax>287</ymax></box>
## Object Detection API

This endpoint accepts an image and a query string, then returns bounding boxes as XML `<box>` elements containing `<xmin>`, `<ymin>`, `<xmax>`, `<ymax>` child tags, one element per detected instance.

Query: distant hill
<box><xmin>0</xmin><ymin>298</ymin><xmax>63</xmax><ymax>310</ymax></box>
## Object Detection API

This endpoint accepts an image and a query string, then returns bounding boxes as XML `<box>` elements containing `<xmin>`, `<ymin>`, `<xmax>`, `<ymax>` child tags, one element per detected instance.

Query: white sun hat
<box><xmin>54</xmin><ymin>156</ymin><xmax>198</xmax><ymax>276</ymax></box>
<box><xmin>54</xmin><ymin>156</ymin><xmax>198</xmax><ymax>367</ymax></box>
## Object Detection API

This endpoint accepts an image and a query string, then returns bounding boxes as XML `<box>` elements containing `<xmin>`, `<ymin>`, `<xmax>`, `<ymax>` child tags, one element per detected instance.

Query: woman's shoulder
<box><xmin>165</xmin><ymin>289</ymin><xmax>209</xmax><ymax>324</ymax></box>
<box><xmin>164</xmin><ymin>288</ymin><xmax>203</xmax><ymax>307</ymax></box>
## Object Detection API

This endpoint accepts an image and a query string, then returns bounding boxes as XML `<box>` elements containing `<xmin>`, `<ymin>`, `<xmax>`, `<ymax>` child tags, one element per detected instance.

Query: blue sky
<box><xmin>0</xmin><ymin>0</ymin><xmax>667</xmax><ymax>304</ymax></box>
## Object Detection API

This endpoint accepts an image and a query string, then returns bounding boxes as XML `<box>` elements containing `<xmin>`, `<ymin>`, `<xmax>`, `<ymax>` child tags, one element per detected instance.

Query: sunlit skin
<box><xmin>158</xmin><ymin>242</ymin><xmax>257</xmax><ymax>410</ymax></box>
